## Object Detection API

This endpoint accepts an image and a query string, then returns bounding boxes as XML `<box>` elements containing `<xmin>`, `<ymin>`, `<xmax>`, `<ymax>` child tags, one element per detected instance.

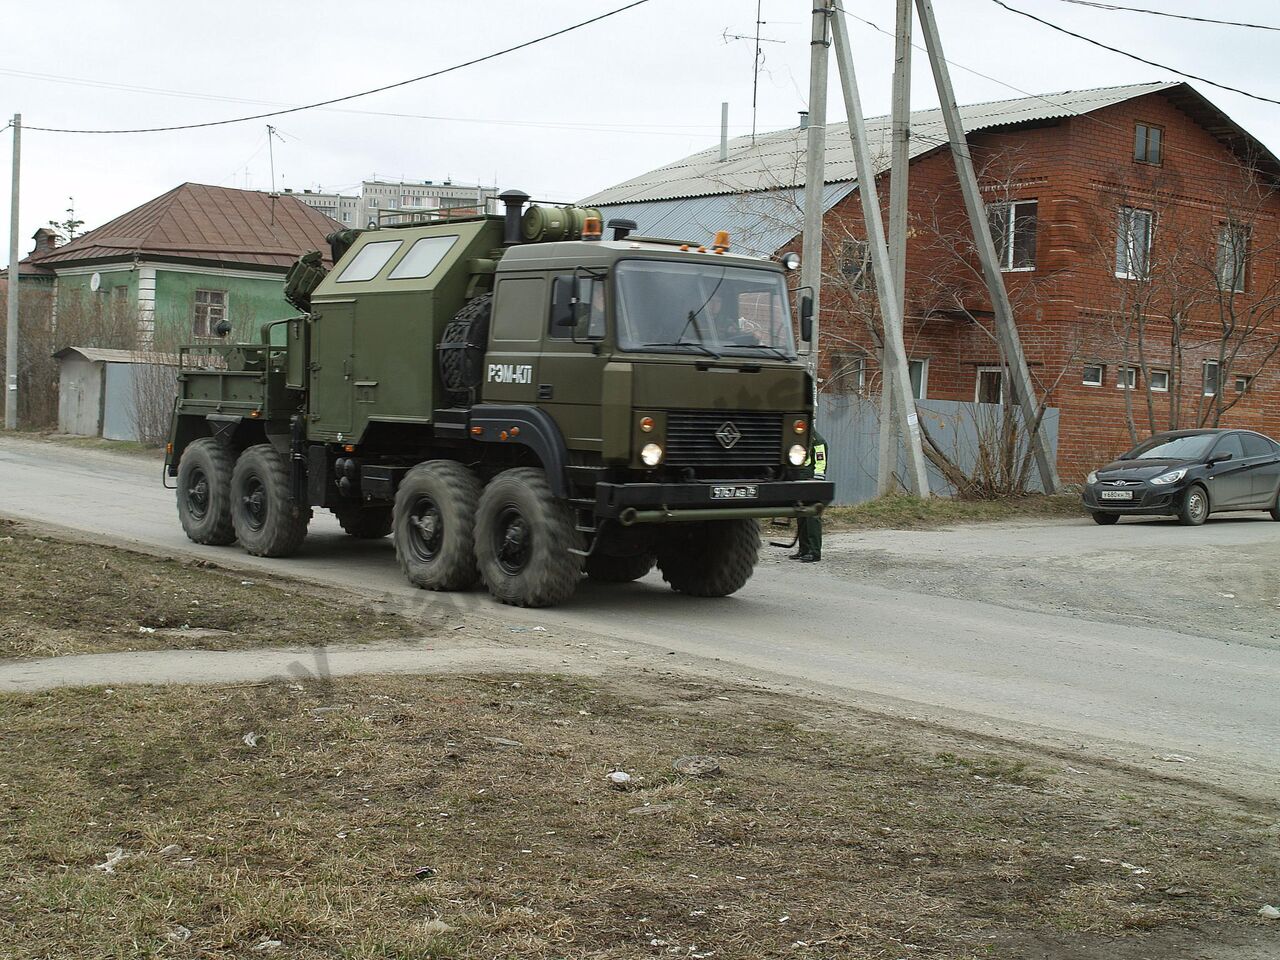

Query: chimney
<box><xmin>719</xmin><ymin>102</ymin><xmax>729</xmax><ymax>162</ymax></box>
<box><xmin>31</xmin><ymin>227</ymin><xmax>58</xmax><ymax>256</ymax></box>
<box><xmin>798</xmin><ymin>110</ymin><xmax>809</xmax><ymax>130</ymax></box>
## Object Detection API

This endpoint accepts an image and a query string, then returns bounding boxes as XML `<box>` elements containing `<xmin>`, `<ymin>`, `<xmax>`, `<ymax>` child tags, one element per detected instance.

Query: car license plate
<box><xmin>1100</xmin><ymin>490</ymin><xmax>1133</xmax><ymax>500</ymax></box>
<box><xmin>711</xmin><ymin>484</ymin><xmax>758</xmax><ymax>500</ymax></box>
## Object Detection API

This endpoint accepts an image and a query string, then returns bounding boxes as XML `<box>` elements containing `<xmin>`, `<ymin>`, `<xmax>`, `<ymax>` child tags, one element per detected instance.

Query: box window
<box><xmin>1116</xmin><ymin>366</ymin><xmax>1137</xmax><ymax>390</ymax></box>
<box><xmin>908</xmin><ymin>358</ymin><xmax>928</xmax><ymax>400</ymax></box>
<box><xmin>987</xmin><ymin>200</ymin><xmax>1038</xmax><ymax>270</ymax></box>
<box><xmin>1115</xmin><ymin>206</ymin><xmax>1153</xmax><ymax>279</ymax></box>
<box><xmin>975</xmin><ymin>366</ymin><xmax>1003</xmax><ymax>403</ymax></box>
<box><xmin>1216</xmin><ymin>222</ymin><xmax>1248</xmax><ymax>293</ymax></box>
<box><xmin>1203</xmin><ymin>360</ymin><xmax>1220</xmax><ymax>396</ymax></box>
<box><xmin>388</xmin><ymin>235</ymin><xmax>458</xmax><ymax>280</ymax></box>
<box><xmin>336</xmin><ymin>240</ymin><xmax>402</xmax><ymax>282</ymax></box>
<box><xmin>1149</xmin><ymin>369</ymin><xmax>1169</xmax><ymax>392</ymax></box>
<box><xmin>1235</xmin><ymin>374</ymin><xmax>1252</xmax><ymax>393</ymax></box>
<box><xmin>1082</xmin><ymin>364</ymin><xmax>1104</xmax><ymax>387</ymax></box>
<box><xmin>1134</xmin><ymin>123</ymin><xmax>1163</xmax><ymax>164</ymax></box>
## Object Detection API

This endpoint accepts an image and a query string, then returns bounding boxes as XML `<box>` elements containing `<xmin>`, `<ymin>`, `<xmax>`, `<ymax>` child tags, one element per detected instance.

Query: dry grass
<box><xmin>0</xmin><ymin>673</ymin><xmax>1275</xmax><ymax>959</ymax></box>
<box><xmin>0</xmin><ymin>520</ymin><xmax>420</xmax><ymax>659</ymax></box>
<box><xmin>823</xmin><ymin>492</ymin><xmax>1086</xmax><ymax>530</ymax></box>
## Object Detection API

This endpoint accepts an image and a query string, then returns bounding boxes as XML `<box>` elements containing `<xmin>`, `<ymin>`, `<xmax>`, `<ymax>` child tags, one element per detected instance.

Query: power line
<box><xmin>21</xmin><ymin>0</ymin><xmax>651</xmax><ymax>134</ymax></box>
<box><xmin>1048</xmin><ymin>0</ymin><xmax>1280</xmax><ymax>32</ymax></box>
<box><xmin>988</xmin><ymin>0</ymin><xmax>1280</xmax><ymax>107</ymax></box>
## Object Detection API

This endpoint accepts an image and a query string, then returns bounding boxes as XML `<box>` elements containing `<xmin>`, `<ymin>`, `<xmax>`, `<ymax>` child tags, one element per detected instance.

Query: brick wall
<box><xmin>813</xmin><ymin>90</ymin><xmax>1280</xmax><ymax>481</ymax></box>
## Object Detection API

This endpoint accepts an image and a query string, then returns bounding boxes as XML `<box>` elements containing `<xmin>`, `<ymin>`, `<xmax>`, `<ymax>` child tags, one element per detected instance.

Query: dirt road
<box><xmin>2</xmin><ymin>435</ymin><xmax>1278</xmax><ymax>797</ymax></box>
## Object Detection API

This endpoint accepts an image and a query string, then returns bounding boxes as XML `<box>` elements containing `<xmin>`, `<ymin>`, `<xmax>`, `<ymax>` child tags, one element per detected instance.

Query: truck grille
<box><xmin>665</xmin><ymin>410</ymin><xmax>782</xmax><ymax>467</ymax></box>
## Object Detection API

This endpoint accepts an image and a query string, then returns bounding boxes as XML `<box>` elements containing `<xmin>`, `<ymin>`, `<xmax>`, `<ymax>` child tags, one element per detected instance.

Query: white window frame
<box><xmin>1116</xmin><ymin>366</ymin><xmax>1137</xmax><ymax>390</ymax></box>
<box><xmin>987</xmin><ymin>199</ymin><xmax>1038</xmax><ymax>272</ymax></box>
<box><xmin>839</xmin><ymin>238</ymin><xmax>871</xmax><ymax>289</ymax></box>
<box><xmin>1149</xmin><ymin>368</ymin><xmax>1169</xmax><ymax>392</ymax></box>
<box><xmin>1216</xmin><ymin>221</ymin><xmax>1248</xmax><ymax>294</ymax></box>
<box><xmin>1082</xmin><ymin>363</ymin><xmax>1104</xmax><ymax>387</ymax></box>
<box><xmin>908</xmin><ymin>358</ymin><xmax>929</xmax><ymax>401</ymax></box>
<box><xmin>192</xmin><ymin>289</ymin><xmax>227</xmax><ymax>338</ymax></box>
<box><xmin>1235</xmin><ymin>373</ymin><xmax>1252</xmax><ymax>393</ymax></box>
<box><xmin>1203</xmin><ymin>360</ymin><xmax>1220</xmax><ymax>397</ymax></box>
<box><xmin>974</xmin><ymin>365</ymin><xmax>1004</xmax><ymax>403</ymax></box>
<box><xmin>830</xmin><ymin>351</ymin><xmax>867</xmax><ymax>395</ymax></box>
<box><xmin>1115</xmin><ymin>206</ymin><xmax>1153</xmax><ymax>280</ymax></box>
<box><xmin>1134</xmin><ymin>122</ymin><xmax>1163</xmax><ymax>165</ymax></box>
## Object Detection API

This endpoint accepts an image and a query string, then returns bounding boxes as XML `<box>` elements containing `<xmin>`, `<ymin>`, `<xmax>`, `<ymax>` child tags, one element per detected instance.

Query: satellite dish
<box><xmin>89</xmin><ymin>272</ymin><xmax>101</xmax><ymax>292</ymax></box>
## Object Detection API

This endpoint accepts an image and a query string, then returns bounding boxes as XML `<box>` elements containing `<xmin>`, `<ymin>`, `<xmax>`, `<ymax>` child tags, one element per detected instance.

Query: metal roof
<box><xmin>584</xmin><ymin>81</ymin><xmax>1215</xmax><ymax>206</ymax></box>
<box><xmin>53</xmin><ymin>346</ymin><xmax>181</xmax><ymax>365</ymax></box>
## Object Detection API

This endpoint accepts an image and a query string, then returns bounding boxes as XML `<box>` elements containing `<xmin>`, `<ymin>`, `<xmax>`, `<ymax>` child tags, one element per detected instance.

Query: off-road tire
<box><xmin>439</xmin><ymin>294</ymin><xmax>492</xmax><ymax>405</ymax></box>
<box><xmin>1177</xmin><ymin>483</ymin><xmax>1210</xmax><ymax>526</ymax></box>
<box><xmin>333</xmin><ymin>505</ymin><xmax>393</xmax><ymax>539</ymax></box>
<box><xmin>393</xmin><ymin>460</ymin><xmax>482</xmax><ymax>591</ymax></box>
<box><xmin>475</xmin><ymin>467</ymin><xmax>581</xmax><ymax>607</ymax></box>
<box><xmin>1090</xmin><ymin>511</ymin><xmax>1119</xmax><ymax>526</ymax></box>
<box><xmin>229</xmin><ymin>444</ymin><xmax>310</xmax><ymax>557</ymax></box>
<box><xmin>176</xmin><ymin>437</ymin><xmax>236</xmax><ymax>545</ymax></box>
<box><xmin>656</xmin><ymin>519</ymin><xmax>760</xmax><ymax>597</ymax></box>
<box><xmin>585</xmin><ymin>551</ymin><xmax>656</xmax><ymax>583</ymax></box>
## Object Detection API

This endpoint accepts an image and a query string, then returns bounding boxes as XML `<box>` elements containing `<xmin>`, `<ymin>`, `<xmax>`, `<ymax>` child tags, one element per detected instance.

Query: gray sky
<box><xmin>3</xmin><ymin>0</ymin><xmax>1278</xmax><ymax>264</ymax></box>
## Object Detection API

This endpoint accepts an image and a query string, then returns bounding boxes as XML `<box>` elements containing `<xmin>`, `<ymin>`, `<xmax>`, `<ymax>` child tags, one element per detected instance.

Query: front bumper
<box><xmin>595</xmin><ymin>479</ymin><xmax>834</xmax><ymax>524</ymax></box>
<box><xmin>1082</xmin><ymin>482</ymin><xmax>1184</xmax><ymax>514</ymax></box>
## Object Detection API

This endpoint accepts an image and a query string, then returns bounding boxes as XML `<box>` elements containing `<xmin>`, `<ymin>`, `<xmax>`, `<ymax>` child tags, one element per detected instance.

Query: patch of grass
<box><xmin>0</xmin><ymin>427</ymin><xmax>163</xmax><ymax>457</ymax></box>
<box><xmin>0</xmin><ymin>520</ymin><xmax>422</xmax><ymax>658</ymax></box>
<box><xmin>824</xmin><ymin>491</ymin><xmax>1086</xmax><ymax>530</ymax></box>
<box><xmin>0</xmin><ymin>674</ymin><xmax>1274</xmax><ymax>959</ymax></box>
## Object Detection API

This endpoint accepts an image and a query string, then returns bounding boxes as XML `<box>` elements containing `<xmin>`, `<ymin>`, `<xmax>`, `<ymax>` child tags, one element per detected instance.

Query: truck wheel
<box><xmin>333</xmin><ymin>505</ymin><xmax>393</xmax><ymax>539</ymax></box>
<box><xmin>439</xmin><ymin>294</ymin><xmax>492</xmax><ymax>405</ymax></box>
<box><xmin>585</xmin><ymin>551</ymin><xmax>656</xmax><ymax>583</ymax></box>
<box><xmin>475</xmin><ymin>467</ymin><xmax>581</xmax><ymax>607</ymax></box>
<box><xmin>656</xmin><ymin>519</ymin><xmax>760</xmax><ymax>597</ymax></box>
<box><xmin>176</xmin><ymin>437</ymin><xmax>236</xmax><ymax>546</ymax></box>
<box><xmin>393</xmin><ymin>461</ymin><xmax>482</xmax><ymax>591</ymax></box>
<box><xmin>230</xmin><ymin>444</ymin><xmax>310</xmax><ymax>557</ymax></box>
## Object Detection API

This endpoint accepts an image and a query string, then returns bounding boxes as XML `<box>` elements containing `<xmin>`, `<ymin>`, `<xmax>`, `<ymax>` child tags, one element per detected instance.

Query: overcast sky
<box><xmin>2</xmin><ymin>0</ymin><xmax>1278</xmax><ymax>265</ymax></box>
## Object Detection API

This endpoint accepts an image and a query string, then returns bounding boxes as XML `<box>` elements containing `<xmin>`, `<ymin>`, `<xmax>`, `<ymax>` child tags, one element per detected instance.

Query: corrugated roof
<box><xmin>30</xmin><ymin>183</ymin><xmax>342</xmax><ymax>271</ymax></box>
<box><xmin>584</xmin><ymin>82</ymin><xmax>1201</xmax><ymax>205</ymax></box>
<box><xmin>53</xmin><ymin>346</ymin><xmax>181</xmax><ymax>365</ymax></box>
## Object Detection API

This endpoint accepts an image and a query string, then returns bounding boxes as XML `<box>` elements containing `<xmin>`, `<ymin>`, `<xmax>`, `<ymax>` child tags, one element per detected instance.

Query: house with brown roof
<box><xmin>16</xmin><ymin>183</ymin><xmax>340</xmax><ymax>343</ymax></box>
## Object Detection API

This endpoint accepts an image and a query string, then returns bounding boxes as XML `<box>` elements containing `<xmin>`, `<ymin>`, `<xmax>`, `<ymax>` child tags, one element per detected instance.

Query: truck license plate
<box><xmin>1100</xmin><ymin>490</ymin><xmax>1133</xmax><ymax>500</ymax></box>
<box><xmin>711</xmin><ymin>484</ymin><xmax>758</xmax><ymax>500</ymax></box>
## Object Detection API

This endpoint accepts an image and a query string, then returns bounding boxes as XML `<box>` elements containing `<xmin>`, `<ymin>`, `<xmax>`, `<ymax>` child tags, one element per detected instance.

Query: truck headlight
<box><xmin>641</xmin><ymin>443</ymin><xmax>663</xmax><ymax>466</ymax></box>
<box><xmin>788</xmin><ymin>444</ymin><xmax>807</xmax><ymax>466</ymax></box>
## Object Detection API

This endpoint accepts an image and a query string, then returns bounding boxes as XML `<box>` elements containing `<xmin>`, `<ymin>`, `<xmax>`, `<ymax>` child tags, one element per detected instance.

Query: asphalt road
<box><xmin>3</xmin><ymin>436</ymin><xmax>1278</xmax><ymax>797</ymax></box>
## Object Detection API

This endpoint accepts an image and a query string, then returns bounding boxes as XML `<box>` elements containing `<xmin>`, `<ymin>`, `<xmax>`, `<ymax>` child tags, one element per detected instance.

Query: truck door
<box><xmin>309</xmin><ymin>299</ymin><xmax>355</xmax><ymax>441</ymax></box>
<box><xmin>537</xmin><ymin>273</ymin><xmax>605</xmax><ymax>453</ymax></box>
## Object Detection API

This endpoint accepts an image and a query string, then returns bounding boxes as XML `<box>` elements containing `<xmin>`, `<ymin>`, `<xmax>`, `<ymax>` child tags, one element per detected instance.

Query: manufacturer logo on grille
<box><xmin>715</xmin><ymin>421</ymin><xmax>742</xmax><ymax>448</ymax></box>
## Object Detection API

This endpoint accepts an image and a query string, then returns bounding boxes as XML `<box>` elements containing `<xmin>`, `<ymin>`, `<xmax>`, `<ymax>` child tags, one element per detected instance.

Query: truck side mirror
<box><xmin>799</xmin><ymin>293</ymin><xmax>814</xmax><ymax>343</ymax></box>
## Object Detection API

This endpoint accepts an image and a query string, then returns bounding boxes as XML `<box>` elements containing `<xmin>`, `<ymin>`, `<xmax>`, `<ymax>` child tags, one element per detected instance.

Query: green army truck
<box><xmin>164</xmin><ymin>190</ymin><xmax>833</xmax><ymax>607</ymax></box>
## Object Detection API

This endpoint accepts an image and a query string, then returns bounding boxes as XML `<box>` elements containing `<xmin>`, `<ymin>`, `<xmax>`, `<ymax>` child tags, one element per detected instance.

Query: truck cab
<box><xmin>165</xmin><ymin>192</ymin><xmax>833</xmax><ymax>607</ymax></box>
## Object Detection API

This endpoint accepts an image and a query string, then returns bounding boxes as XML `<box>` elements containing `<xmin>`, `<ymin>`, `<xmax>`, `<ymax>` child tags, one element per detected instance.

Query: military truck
<box><xmin>164</xmin><ymin>190</ymin><xmax>833</xmax><ymax>607</ymax></box>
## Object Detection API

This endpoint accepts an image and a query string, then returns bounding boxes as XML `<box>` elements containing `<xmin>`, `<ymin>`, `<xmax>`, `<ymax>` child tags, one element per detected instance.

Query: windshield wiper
<box><xmin>641</xmin><ymin>340</ymin><xmax>722</xmax><ymax>359</ymax></box>
<box><xmin>728</xmin><ymin>343</ymin><xmax>793</xmax><ymax>361</ymax></box>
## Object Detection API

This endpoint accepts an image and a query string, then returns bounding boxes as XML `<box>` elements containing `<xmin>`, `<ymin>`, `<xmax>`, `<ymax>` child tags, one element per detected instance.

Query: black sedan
<box><xmin>1082</xmin><ymin>428</ymin><xmax>1280</xmax><ymax>526</ymax></box>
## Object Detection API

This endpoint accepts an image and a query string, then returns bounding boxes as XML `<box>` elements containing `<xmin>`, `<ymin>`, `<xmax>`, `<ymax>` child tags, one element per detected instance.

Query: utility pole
<box><xmin>915</xmin><ymin>0</ymin><xmax>1059</xmax><ymax>492</ymax></box>
<box><xmin>5</xmin><ymin>114</ymin><xmax>20</xmax><ymax>430</ymax></box>
<box><xmin>829</xmin><ymin>6</ymin><xmax>931</xmax><ymax>496</ymax></box>
<box><xmin>799</xmin><ymin>0</ymin><xmax>830</xmax><ymax>385</ymax></box>
<box><xmin>878</xmin><ymin>0</ymin><xmax>913</xmax><ymax>495</ymax></box>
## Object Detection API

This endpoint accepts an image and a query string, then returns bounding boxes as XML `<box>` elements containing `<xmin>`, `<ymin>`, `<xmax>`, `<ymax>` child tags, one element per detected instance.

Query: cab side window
<box><xmin>1212</xmin><ymin>433</ymin><xmax>1246</xmax><ymax>461</ymax></box>
<box><xmin>549</xmin><ymin>275</ymin><xmax>606</xmax><ymax>339</ymax></box>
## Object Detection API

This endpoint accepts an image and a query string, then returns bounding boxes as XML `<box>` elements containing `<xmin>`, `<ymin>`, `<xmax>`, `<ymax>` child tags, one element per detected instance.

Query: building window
<box><xmin>987</xmin><ymin>200</ymin><xmax>1038</xmax><ymax>271</ymax></box>
<box><xmin>1134</xmin><ymin>122</ymin><xmax>1163</xmax><ymax>164</ymax></box>
<box><xmin>829</xmin><ymin>350</ymin><xmax>866</xmax><ymax>394</ymax></box>
<box><xmin>193</xmin><ymin>289</ymin><xmax>227</xmax><ymax>338</ymax></box>
<box><xmin>1116</xmin><ymin>366</ymin><xmax>1137</xmax><ymax>390</ymax></box>
<box><xmin>908</xmin><ymin>358</ymin><xmax>928</xmax><ymax>400</ymax></box>
<box><xmin>975</xmin><ymin>366</ymin><xmax>1003</xmax><ymax>403</ymax></box>
<box><xmin>1203</xmin><ymin>360</ymin><xmax>1220</xmax><ymax>396</ymax></box>
<box><xmin>1235</xmin><ymin>374</ymin><xmax>1252</xmax><ymax>393</ymax></box>
<box><xmin>387</xmin><ymin>197</ymin><xmax>398</xmax><ymax>210</ymax></box>
<box><xmin>367</xmin><ymin>197</ymin><xmax>379</xmax><ymax>208</ymax></box>
<box><xmin>1216</xmin><ymin>222</ymin><xmax>1248</xmax><ymax>293</ymax></box>
<box><xmin>341</xmin><ymin>211</ymin><xmax>351</xmax><ymax>223</ymax></box>
<box><xmin>1115</xmin><ymin>206</ymin><xmax>1153</xmax><ymax>279</ymax></box>
<box><xmin>839</xmin><ymin>239</ymin><xmax>871</xmax><ymax>288</ymax></box>
<box><xmin>1149</xmin><ymin>369</ymin><xmax>1169</xmax><ymax>392</ymax></box>
<box><xmin>1082</xmin><ymin>363</ymin><xmax>1104</xmax><ymax>387</ymax></box>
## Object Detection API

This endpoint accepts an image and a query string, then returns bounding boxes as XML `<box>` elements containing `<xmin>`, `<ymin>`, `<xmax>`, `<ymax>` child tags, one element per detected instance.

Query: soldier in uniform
<box><xmin>791</xmin><ymin>426</ymin><xmax>827</xmax><ymax>563</ymax></box>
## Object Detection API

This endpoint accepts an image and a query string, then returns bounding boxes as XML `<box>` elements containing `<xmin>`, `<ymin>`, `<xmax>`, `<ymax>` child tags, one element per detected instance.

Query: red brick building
<box><xmin>588</xmin><ymin>82</ymin><xmax>1280</xmax><ymax>481</ymax></box>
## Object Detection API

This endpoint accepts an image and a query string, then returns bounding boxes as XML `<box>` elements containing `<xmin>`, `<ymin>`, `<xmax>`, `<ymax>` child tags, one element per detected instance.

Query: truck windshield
<box><xmin>614</xmin><ymin>260</ymin><xmax>797</xmax><ymax>360</ymax></box>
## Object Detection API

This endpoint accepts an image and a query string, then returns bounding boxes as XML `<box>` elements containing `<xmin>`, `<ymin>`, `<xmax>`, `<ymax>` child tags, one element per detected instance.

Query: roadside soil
<box><xmin>1</xmin><ymin>530</ymin><xmax>1278</xmax><ymax>958</ymax></box>
<box><xmin>0</xmin><ymin>518</ymin><xmax>423</xmax><ymax>659</ymax></box>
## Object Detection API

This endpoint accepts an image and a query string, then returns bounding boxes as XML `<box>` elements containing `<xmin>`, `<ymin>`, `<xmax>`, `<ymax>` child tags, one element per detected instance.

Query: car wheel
<box><xmin>1177</xmin><ymin>484</ymin><xmax>1210</xmax><ymax>526</ymax></box>
<box><xmin>1091</xmin><ymin>511</ymin><xmax>1119</xmax><ymax>526</ymax></box>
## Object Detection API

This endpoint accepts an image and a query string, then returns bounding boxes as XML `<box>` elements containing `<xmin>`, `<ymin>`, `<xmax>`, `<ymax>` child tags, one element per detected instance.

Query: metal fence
<box><xmin>817</xmin><ymin>395</ymin><xmax>1060</xmax><ymax>504</ymax></box>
